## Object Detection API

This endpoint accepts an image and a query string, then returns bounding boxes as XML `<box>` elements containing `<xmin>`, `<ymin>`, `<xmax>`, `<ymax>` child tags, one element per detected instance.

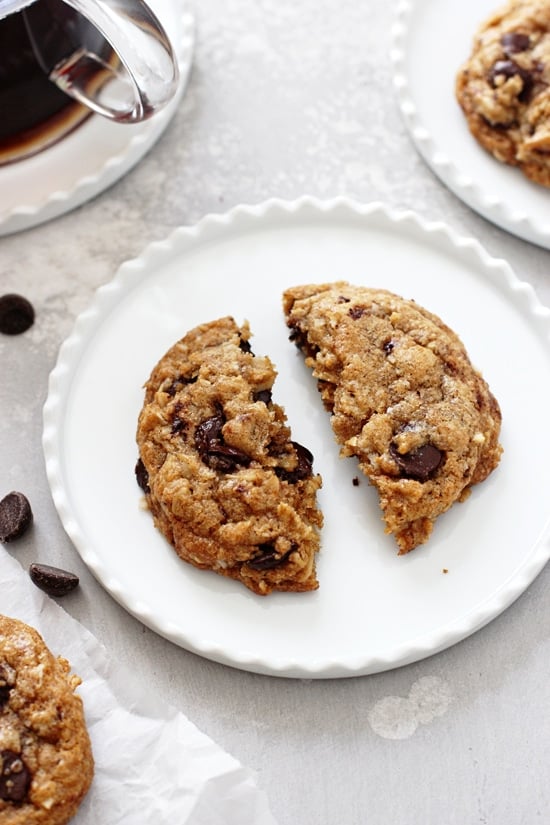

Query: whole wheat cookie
<box><xmin>0</xmin><ymin>614</ymin><xmax>94</xmax><ymax>824</ymax></box>
<box><xmin>283</xmin><ymin>282</ymin><xmax>502</xmax><ymax>554</ymax></box>
<box><xmin>136</xmin><ymin>317</ymin><xmax>323</xmax><ymax>595</ymax></box>
<box><xmin>456</xmin><ymin>0</ymin><xmax>550</xmax><ymax>186</ymax></box>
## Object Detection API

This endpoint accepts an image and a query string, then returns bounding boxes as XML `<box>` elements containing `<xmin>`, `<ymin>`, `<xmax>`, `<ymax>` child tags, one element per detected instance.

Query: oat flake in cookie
<box><xmin>456</xmin><ymin>0</ymin><xmax>550</xmax><ymax>186</ymax></box>
<box><xmin>136</xmin><ymin>317</ymin><xmax>323</xmax><ymax>595</ymax></box>
<box><xmin>283</xmin><ymin>283</ymin><xmax>502</xmax><ymax>554</ymax></box>
<box><xmin>0</xmin><ymin>615</ymin><xmax>94</xmax><ymax>824</ymax></box>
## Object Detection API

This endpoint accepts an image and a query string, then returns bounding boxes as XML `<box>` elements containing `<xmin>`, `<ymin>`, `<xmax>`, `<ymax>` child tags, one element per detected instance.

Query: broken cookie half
<box><xmin>136</xmin><ymin>317</ymin><xmax>322</xmax><ymax>595</ymax></box>
<box><xmin>283</xmin><ymin>282</ymin><xmax>502</xmax><ymax>554</ymax></box>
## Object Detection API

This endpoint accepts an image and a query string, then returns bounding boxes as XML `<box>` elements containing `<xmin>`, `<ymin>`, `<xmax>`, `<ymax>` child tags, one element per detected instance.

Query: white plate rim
<box><xmin>0</xmin><ymin>4</ymin><xmax>195</xmax><ymax>236</ymax></box>
<box><xmin>42</xmin><ymin>196</ymin><xmax>550</xmax><ymax>678</ymax></box>
<box><xmin>390</xmin><ymin>0</ymin><xmax>550</xmax><ymax>249</ymax></box>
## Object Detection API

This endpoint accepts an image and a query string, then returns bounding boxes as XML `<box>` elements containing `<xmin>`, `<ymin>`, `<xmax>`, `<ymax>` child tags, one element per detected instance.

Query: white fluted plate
<box><xmin>391</xmin><ymin>0</ymin><xmax>550</xmax><ymax>248</ymax></box>
<box><xmin>43</xmin><ymin>198</ymin><xmax>550</xmax><ymax>678</ymax></box>
<box><xmin>0</xmin><ymin>0</ymin><xmax>194</xmax><ymax>236</ymax></box>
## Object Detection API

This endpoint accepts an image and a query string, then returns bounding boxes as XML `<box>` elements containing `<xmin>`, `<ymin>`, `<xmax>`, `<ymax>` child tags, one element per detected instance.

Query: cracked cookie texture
<box><xmin>283</xmin><ymin>282</ymin><xmax>502</xmax><ymax>554</ymax></box>
<box><xmin>136</xmin><ymin>317</ymin><xmax>323</xmax><ymax>595</ymax></box>
<box><xmin>0</xmin><ymin>614</ymin><xmax>94</xmax><ymax>825</ymax></box>
<box><xmin>456</xmin><ymin>0</ymin><xmax>550</xmax><ymax>185</ymax></box>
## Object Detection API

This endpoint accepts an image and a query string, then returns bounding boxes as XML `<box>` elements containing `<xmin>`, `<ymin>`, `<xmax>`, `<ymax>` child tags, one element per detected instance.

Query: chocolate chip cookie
<box><xmin>283</xmin><ymin>283</ymin><xmax>502</xmax><ymax>554</ymax></box>
<box><xmin>136</xmin><ymin>317</ymin><xmax>323</xmax><ymax>595</ymax></box>
<box><xmin>456</xmin><ymin>0</ymin><xmax>550</xmax><ymax>185</ymax></box>
<box><xmin>0</xmin><ymin>614</ymin><xmax>94</xmax><ymax>824</ymax></box>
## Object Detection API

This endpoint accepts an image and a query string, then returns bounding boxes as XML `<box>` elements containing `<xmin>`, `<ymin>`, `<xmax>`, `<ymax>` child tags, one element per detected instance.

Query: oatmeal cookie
<box><xmin>456</xmin><ymin>0</ymin><xmax>550</xmax><ymax>186</ymax></box>
<box><xmin>136</xmin><ymin>317</ymin><xmax>323</xmax><ymax>595</ymax></box>
<box><xmin>283</xmin><ymin>282</ymin><xmax>502</xmax><ymax>554</ymax></box>
<box><xmin>0</xmin><ymin>615</ymin><xmax>94</xmax><ymax>824</ymax></box>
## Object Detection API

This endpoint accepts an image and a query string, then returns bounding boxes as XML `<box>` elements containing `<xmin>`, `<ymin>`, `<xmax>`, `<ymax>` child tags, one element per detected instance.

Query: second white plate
<box><xmin>43</xmin><ymin>198</ymin><xmax>550</xmax><ymax>678</ymax></box>
<box><xmin>392</xmin><ymin>0</ymin><xmax>550</xmax><ymax>248</ymax></box>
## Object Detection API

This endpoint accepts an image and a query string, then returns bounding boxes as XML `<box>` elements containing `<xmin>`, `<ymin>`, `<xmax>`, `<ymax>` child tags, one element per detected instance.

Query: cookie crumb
<box><xmin>442</xmin><ymin>568</ymin><xmax>449</xmax><ymax>574</ymax></box>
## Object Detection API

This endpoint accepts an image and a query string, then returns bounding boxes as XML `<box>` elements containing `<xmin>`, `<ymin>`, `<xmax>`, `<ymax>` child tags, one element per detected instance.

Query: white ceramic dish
<box><xmin>0</xmin><ymin>0</ymin><xmax>194</xmax><ymax>236</ymax></box>
<box><xmin>43</xmin><ymin>197</ymin><xmax>550</xmax><ymax>678</ymax></box>
<box><xmin>391</xmin><ymin>0</ymin><xmax>550</xmax><ymax>248</ymax></box>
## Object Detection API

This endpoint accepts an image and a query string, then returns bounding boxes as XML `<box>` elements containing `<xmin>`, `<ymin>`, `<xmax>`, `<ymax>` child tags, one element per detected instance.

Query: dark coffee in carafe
<box><xmin>0</xmin><ymin>0</ymin><xmax>107</xmax><ymax>164</ymax></box>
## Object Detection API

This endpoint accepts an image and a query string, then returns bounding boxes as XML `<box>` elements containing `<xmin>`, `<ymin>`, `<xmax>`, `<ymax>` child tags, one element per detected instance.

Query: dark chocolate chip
<box><xmin>348</xmin><ymin>306</ymin><xmax>365</xmax><ymax>320</ymax></box>
<box><xmin>337</xmin><ymin>295</ymin><xmax>351</xmax><ymax>303</ymax></box>
<box><xmin>0</xmin><ymin>492</ymin><xmax>33</xmax><ymax>543</ymax></box>
<box><xmin>0</xmin><ymin>751</ymin><xmax>31</xmax><ymax>802</ymax></box>
<box><xmin>489</xmin><ymin>59</ymin><xmax>534</xmax><ymax>102</ymax></box>
<box><xmin>135</xmin><ymin>458</ymin><xmax>150</xmax><ymax>493</ymax></box>
<box><xmin>247</xmin><ymin>544</ymin><xmax>294</xmax><ymax>571</ymax></box>
<box><xmin>0</xmin><ymin>294</ymin><xmax>35</xmax><ymax>335</ymax></box>
<box><xmin>195</xmin><ymin>412</ymin><xmax>251</xmax><ymax>472</ymax></box>
<box><xmin>171</xmin><ymin>415</ymin><xmax>187</xmax><ymax>435</ymax></box>
<box><xmin>29</xmin><ymin>563</ymin><xmax>79</xmax><ymax>597</ymax></box>
<box><xmin>383</xmin><ymin>340</ymin><xmax>395</xmax><ymax>355</ymax></box>
<box><xmin>352</xmin><ymin>476</ymin><xmax>360</xmax><ymax>486</ymax></box>
<box><xmin>275</xmin><ymin>441</ymin><xmax>314</xmax><ymax>483</ymax></box>
<box><xmin>253</xmin><ymin>389</ymin><xmax>272</xmax><ymax>405</ymax></box>
<box><xmin>501</xmin><ymin>32</ymin><xmax>530</xmax><ymax>54</ymax></box>
<box><xmin>165</xmin><ymin>374</ymin><xmax>197</xmax><ymax>396</ymax></box>
<box><xmin>390</xmin><ymin>443</ymin><xmax>443</xmax><ymax>482</ymax></box>
<box><xmin>0</xmin><ymin>666</ymin><xmax>12</xmax><ymax>707</ymax></box>
<box><xmin>239</xmin><ymin>338</ymin><xmax>253</xmax><ymax>354</ymax></box>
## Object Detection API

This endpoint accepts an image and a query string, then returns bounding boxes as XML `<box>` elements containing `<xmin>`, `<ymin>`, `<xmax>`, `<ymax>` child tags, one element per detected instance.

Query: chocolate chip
<box><xmin>239</xmin><ymin>338</ymin><xmax>253</xmax><ymax>354</ymax></box>
<box><xmin>501</xmin><ymin>32</ymin><xmax>530</xmax><ymax>54</ymax></box>
<box><xmin>195</xmin><ymin>412</ymin><xmax>251</xmax><ymax>472</ymax></box>
<box><xmin>253</xmin><ymin>389</ymin><xmax>272</xmax><ymax>405</ymax></box>
<box><xmin>135</xmin><ymin>458</ymin><xmax>150</xmax><ymax>493</ymax></box>
<box><xmin>489</xmin><ymin>59</ymin><xmax>534</xmax><ymax>102</ymax></box>
<box><xmin>165</xmin><ymin>374</ymin><xmax>197</xmax><ymax>396</ymax></box>
<box><xmin>352</xmin><ymin>476</ymin><xmax>360</xmax><ymax>486</ymax></box>
<box><xmin>348</xmin><ymin>306</ymin><xmax>365</xmax><ymax>320</ymax></box>
<box><xmin>247</xmin><ymin>544</ymin><xmax>294</xmax><ymax>571</ymax></box>
<box><xmin>383</xmin><ymin>340</ymin><xmax>395</xmax><ymax>355</ymax></box>
<box><xmin>171</xmin><ymin>415</ymin><xmax>187</xmax><ymax>435</ymax></box>
<box><xmin>0</xmin><ymin>294</ymin><xmax>35</xmax><ymax>335</ymax></box>
<box><xmin>0</xmin><ymin>666</ymin><xmax>12</xmax><ymax>707</ymax></box>
<box><xmin>0</xmin><ymin>492</ymin><xmax>33</xmax><ymax>543</ymax></box>
<box><xmin>0</xmin><ymin>751</ymin><xmax>31</xmax><ymax>802</ymax></box>
<box><xmin>390</xmin><ymin>443</ymin><xmax>443</xmax><ymax>482</ymax></box>
<box><xmin>29</xmin><ymin>563</ymin><xmax>79</xmax><ymax>597</ymax></box>
<box><xmin>275</xmin><ymin>441</ymin><xmax>314</xmax><ymax>483</ymax></box>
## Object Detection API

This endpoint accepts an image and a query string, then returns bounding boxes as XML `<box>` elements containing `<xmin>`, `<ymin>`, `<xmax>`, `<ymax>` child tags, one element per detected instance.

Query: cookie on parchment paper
<box><xmin>0</xmin><ymin>614</ymin><xmax>94</xmax><ymax>825</ymax></box>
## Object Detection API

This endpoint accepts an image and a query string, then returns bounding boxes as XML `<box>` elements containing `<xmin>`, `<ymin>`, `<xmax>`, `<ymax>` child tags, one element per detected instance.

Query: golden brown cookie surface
<box><xmin>456</xmin><ymin>0</ymin><xmax>550</xmax><ymax>186</ymax></box>
<box><xmin>0</xmin><ymin>615</ymin><xmax>94</xmax><ymax>825</ymax></box>
<box><xmin>136</xmin><ymin>317</ymin><xmax>323</xmax><ymax>595</ymax></box>
<box><xmin>283</xmin><ymin>282</ymin><xmax>502</xmax><ymax>554</ymax></box>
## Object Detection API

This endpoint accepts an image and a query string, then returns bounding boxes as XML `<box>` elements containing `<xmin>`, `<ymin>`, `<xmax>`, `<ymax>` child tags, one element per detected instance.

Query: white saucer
<box><xmin>391</xmin><ymin>0</ymin><xmax>550</xmax><ymax>249</ymax></box>
<box><xmin>43</xmin><ymin>198</ymin><xmax>550</xmax><ymax>678</ymax></box>
<box><xmin>0</xmin><ymin>0</ymin><xmax>194</xmax><ymax>236</ymax></box>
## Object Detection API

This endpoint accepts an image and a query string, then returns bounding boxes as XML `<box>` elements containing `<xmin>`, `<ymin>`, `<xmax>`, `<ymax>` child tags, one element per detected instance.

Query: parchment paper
<box><xmin>0</xmin><ymin>550</ymin><xmax>278</xmax><ymax>825</ymax></box>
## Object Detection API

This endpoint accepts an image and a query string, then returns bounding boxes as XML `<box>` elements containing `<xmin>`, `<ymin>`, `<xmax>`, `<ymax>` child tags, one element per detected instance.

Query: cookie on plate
<box><xmin>456</xmin><ymin>0</ymin><xmax>550</xmax><ymax>186</ymax></box>
<box><xmin>0</xmin><ymin>614</ymin><xmax>94</xmax><ymax>824</ymax></box>
<box><xmin>136</xmin><ymin>317</ymin><xmax>323</xmax><ymax>595</ymax></box>
<box><xmin>283</xmin><ymin>282</ymin><xmax>502</xmax><ymax>554</ymax></box>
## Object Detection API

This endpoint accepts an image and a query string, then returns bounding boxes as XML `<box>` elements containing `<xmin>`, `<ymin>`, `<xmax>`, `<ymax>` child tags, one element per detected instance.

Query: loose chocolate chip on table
<box><xmin>501</xmin><ymin>32</ymin><xmax>530</xmax><ymax>54</ymax></box>
<box><xmin>390</xmin><ymin>443</ymin><xmax>443</xmax><ymax>482</ymax></box>
<box><xmin>0</xmin><ymin>294</ymin><xmax>35</xmax><ymax>335</ymax></box>
<box><xmin>29</xmin><ymin>563</ymin><xmax>79</xmax><ymax>597</ymax></box>
<box><xmin>0</xmin><ymin>491</ymin><xmax>33</xmax><ymax>543</ymax></box>
<box><xmin>0</xmin><ymin>750</ymin><xmax>31</xmax><ymax>802</ymax></box>
<box><xmin>135</xmin><ymin>458</ymin><xmax>150</xmax><ymax>493</ymax></box>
